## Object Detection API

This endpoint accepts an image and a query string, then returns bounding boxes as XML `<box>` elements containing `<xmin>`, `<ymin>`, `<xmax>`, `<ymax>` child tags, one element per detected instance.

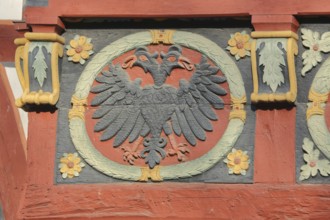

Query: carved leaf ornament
<box><xmin>69</xmin><ymin>30</ymin><xmax>246</xmax><ymax>181</ymax></box>
<box><xmin>303</xmin><ymin>44</ymin><xmax>330</xmax><ymax>181</ymax></box>
<box><xmin>257</xmin><ymin>39</ymin><xmax>287</xmax><ymax>92</ymax></box>
<box><xmin>300</xmin><ymin>138</ymin><xmax>330</xmax><ymax>181</ymax></box>
<box><xmin>29</xmin><ymin>42</ymin><xmax>52</xmax><ymax>87</ymax></box>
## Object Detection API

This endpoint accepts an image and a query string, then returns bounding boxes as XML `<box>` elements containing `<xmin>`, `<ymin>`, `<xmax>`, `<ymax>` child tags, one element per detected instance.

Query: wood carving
<box><xmin>306</xmin><ymin>55</ymin><xmax>330</xmax><ymax>162</ymax></box>
<box><xmin>69</xmin><ymin>30</ymin><xmax>246</xmax><ymax>181</ymax></box>
<box><xmin>250</xmin><ymin>31</ymin><xmax>298</xmax><ymax>102</ymax></box>
<box><xmin>90</xmin><ymin>45</ymin><xmax>227</xmax><ymax>168</ymax></box>
<box><xmin>257</xmin><ymin>39</ymin><xmax>287</xmax><ymax>92</ymax></box>
<box><xmin>14</xmin><ymin>33</ymin><xmax>64</xmax><ymax>107</ymax></box>
<box><xmin>301</xmin><ymin>40</ymin><xmax>330</xmax><ymax>181</ymax></box>
<box><xmin>301</xmin><ymin>28</ymin><xmax>330</xmax><ymax>76</ymax></box>
<box><xmin>29</xmin><ymin>42</ymin><xmax>52</xmax><ymax>87</ymax></box>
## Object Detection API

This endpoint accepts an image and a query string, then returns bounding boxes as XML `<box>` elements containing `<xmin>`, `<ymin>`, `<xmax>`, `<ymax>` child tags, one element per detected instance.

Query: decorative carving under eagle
<box><xmin>90</xmin><ymin>45</ymin><xmax>227</xmax><ymax>168</ymax></box>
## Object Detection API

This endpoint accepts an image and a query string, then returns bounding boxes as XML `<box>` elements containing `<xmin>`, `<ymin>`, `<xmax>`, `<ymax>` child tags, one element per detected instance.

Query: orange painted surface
<box><xmin>0</xmin><ymin>21</ymin><xmax>24</xmax><ymax>62</ymax></box>
<box><xmin>252</xmin><ymin>15</ymin><xmax>299</xmax><ymax>32</ymax></box>
<box><xmin>25</xmin><ymin>111</ymin><xmax>58</xmax><ymax>186</ymax></box>
<box><xmin>254</xmin><ymin>108</ymin><xmax>296</xmax><ymax>183</ymax></box>
<box><xmin>85</xmin><ymin>45</ymin><xmax>230</xmax><ymax>166</ymax></box>
<box><xmin>12</xmin><ymin>71</ymin><xmax>327</xmax><ymax>219</ymax></box>
<box><xmin>14</xmin><ymin>109</ymin><xmax>330</xmax><ymax>219</ymax></box>
<box><xmin>18</xmin><ymin>184</ymin><xmax>330</xmax><ymax>219</ymax></box>
<box><xmin>22</xmin><ymin>0</ymin><xmax>330</xmax><ymax>32</ymax></box>
<box><xmin>326</xmin><ymin>96</ymin><xmax>330</xmax><ymax>131</ymax></box>
<box><xmin>1</xmin><ymin>0</ymin><xmax>330</xmax><ymax>219</ymax></box>
<box><xmin>0</xmin><ymin>65</ymin><xmax>27</xmax><ymax>220</ymax></box>
<box><xmin>23</xmin><ymin>0</ymin><xmax>330</xmax><ymax>20</ymax></box>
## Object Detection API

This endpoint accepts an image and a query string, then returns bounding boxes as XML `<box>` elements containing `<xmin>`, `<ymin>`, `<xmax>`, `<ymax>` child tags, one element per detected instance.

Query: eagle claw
<box><xmin>121</xmin><ymin>146</ymin><xmax>140</xmax><ymax>165</ymax></box>
<box><xmin>167</xmin><ymin>143</ymin><xmax>190</xmax><ymax>162</ymax></box>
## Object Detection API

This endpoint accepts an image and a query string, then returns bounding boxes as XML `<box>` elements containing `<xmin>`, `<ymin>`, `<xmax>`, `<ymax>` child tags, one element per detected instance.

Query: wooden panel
<box><xmin>23</xmin><ymin>0</ymin><xmax>330</xmax><ymax>22</ymax></box>
<box><xmin>0</xmin><ymin>21</ymin><xmax>24</xmax><ymax>62</ymax></box>
<box><xmin>19</xmin><ymin>184</ymin><xmax>330</xmax><ymax>219</ymax></box>
<box><xmin>254</xmin><ymin>108</ymin><xmax>296</xmax><ymax>183</ymax></box>
<box><xmin>0</xmin><ymin>65</ymin><xmax>27</xmax><ymax>220</ymax></box>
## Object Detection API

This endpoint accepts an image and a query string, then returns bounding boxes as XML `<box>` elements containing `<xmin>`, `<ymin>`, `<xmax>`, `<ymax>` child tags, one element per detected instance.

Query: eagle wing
<box><xmin>90</xmin><ymin>64</ymin><xmax>149</xmax><ymax>147</ymax></box>
<box><xmin>172</xmin><ymin>55</ymin><xmax>227</xmax><ymax>146</ymax></box>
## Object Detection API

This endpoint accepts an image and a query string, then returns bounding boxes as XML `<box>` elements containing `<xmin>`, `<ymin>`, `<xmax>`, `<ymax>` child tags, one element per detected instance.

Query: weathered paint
<box><xmin>254</xmin><ymin>108</ymin><xmax>296</xmax><ymax>183</ymax></box>
<box><xmin>0</xmin><ymin>65</ymin><xmax>27</xmax><ymax>220</ymax></box>
<box><xmin>4</xmin><ymin>65</ymin><xmax>28</xmax><ymax>139</ymax></box>
<box><xmin>1</xmin><ymin>0</ymin><xmax>330</xmax><ymax>219</ymax></box>
<box><xmin>18</xmin><ymin>184</ymin><xmax>330</xmax><ymax>219</ymax></box>
<box><xmin>0</xmin><ymin>21</ymin><xmax>24</xmax><ymax>62</ymax></box>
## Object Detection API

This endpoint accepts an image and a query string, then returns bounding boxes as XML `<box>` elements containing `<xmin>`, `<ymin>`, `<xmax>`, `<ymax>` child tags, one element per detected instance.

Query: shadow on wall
<box><xmin>0</xmin><ymin>205</ymin><xmax>4</xmax><ymax>220</ymax></box>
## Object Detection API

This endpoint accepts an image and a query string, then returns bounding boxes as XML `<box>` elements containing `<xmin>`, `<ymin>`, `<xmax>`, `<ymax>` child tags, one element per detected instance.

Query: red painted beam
<box><xmin>0</xmin><ymin>65</ymin><xmax>27</xmax><ymax>220</ymax></box>
<box><xmin>18</xmin><ymin>103</ymin><xmax>329</xmax><ymax>220</ymax></box>
<box><xmin>0</xmin><ymin>21</ymin><xmax>25</xmax><ymax>62</ymax></box>
<box><xmin>22</xmin><ymin>0</ymin><xmax>330</xmax><ymax>32</ymax></box>
<box><xmin>19</xmin><ymin>183</ymin><xmax>330</xmax><ymax>219</ymax></box>
<box><xmin>252</xmin><ymin>15</ymin><xmax>299</xmax><ymax>32</ymax></box>
<box><xmin>254</xmin><ymin>109</ymin><xmax>296</xmax><ymax>183</ymax></box>
<box><xmin>23</xmin><ymin>0</ymin><xmax>330</xmax><ymax>23</ymax></box>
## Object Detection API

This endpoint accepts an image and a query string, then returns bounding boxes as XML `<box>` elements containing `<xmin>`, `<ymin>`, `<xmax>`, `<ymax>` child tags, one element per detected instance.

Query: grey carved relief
<box><xmin>90</xmin><ymin>45</ymin><xmax>227</xmax><ymax>168</ymax></box>
<box><xmin>55</xmin><ymin>27</ymin><xmax>255</xmax><ymax>184</ymax></box>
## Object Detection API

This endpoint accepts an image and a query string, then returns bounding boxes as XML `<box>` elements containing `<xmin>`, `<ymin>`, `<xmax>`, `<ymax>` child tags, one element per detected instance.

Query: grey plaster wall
<box><xmin>55</xmin><ymin>25</ymin><xmax>255</xmax><ymax>184</ymax></box>
<box><xmin>24</xmin><ymin>0</ymin><xmax>48</xmax><ymax>7</ymax></box>
<box><xmin>0</xmin><ymin>205</ymin><xmax>4</xmax><ymax>220</ymax></box>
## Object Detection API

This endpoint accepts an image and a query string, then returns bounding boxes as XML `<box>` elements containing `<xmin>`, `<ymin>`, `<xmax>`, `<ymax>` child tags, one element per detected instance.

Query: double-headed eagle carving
<box><xmin>90</xmin><ymin>45</ymin><xmax>227</xmax><ymax>168</ymax></box>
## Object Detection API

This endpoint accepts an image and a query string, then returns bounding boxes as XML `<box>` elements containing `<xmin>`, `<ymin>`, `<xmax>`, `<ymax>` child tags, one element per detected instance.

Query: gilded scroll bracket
<box><xmin>14</xmin><ymin>33</ymin><xmax>64</xmax><ymax>107</ymax></box>
<box><xmin>250</xmin><ymin>31</ymin><xmax>298</xmax><ymax>103</ymax></box>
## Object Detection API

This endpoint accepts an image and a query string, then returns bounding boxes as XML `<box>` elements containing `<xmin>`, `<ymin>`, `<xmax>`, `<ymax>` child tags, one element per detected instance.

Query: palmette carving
<box><xmin>257</xmin><ymin>39</ymin><xmax>287</xmax><ymax>92</ymax></box>
<box><xmin>29</xmin><ymin>42</ymin><xmax>52</xmax><ymax>87</ymax></box>
<box><xmin>250</xmin><ymin>31</ymin><xmax>298</xmax><ymax>103</ymax></box>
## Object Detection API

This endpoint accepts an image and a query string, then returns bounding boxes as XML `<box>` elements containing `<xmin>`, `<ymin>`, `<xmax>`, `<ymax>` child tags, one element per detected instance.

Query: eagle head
<box><xmin>122</xmin><ymin>47</ymin><xmax>159</xmax><ymax>74</ymax></box>
<box><xmin>160</xmin><ymin>45</ymin><xmax>194</xmax><ymax>76</ymax></box>
<box><xmin>122</xmin><ymin>45</ymin><xmax>194</xmax><ymax>86</ymax></box>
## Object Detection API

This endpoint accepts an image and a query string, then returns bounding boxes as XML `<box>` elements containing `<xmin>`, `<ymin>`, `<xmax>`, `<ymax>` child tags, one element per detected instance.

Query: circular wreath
<box><xmin>307</xmin><ymin>56</ymin><xmax>330</xmax><ymax>160</ymax></box>
<box><xmin>69</xmin><ymin>30</ymin><xmax>246</xmax><ymax>181</ymax></box>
